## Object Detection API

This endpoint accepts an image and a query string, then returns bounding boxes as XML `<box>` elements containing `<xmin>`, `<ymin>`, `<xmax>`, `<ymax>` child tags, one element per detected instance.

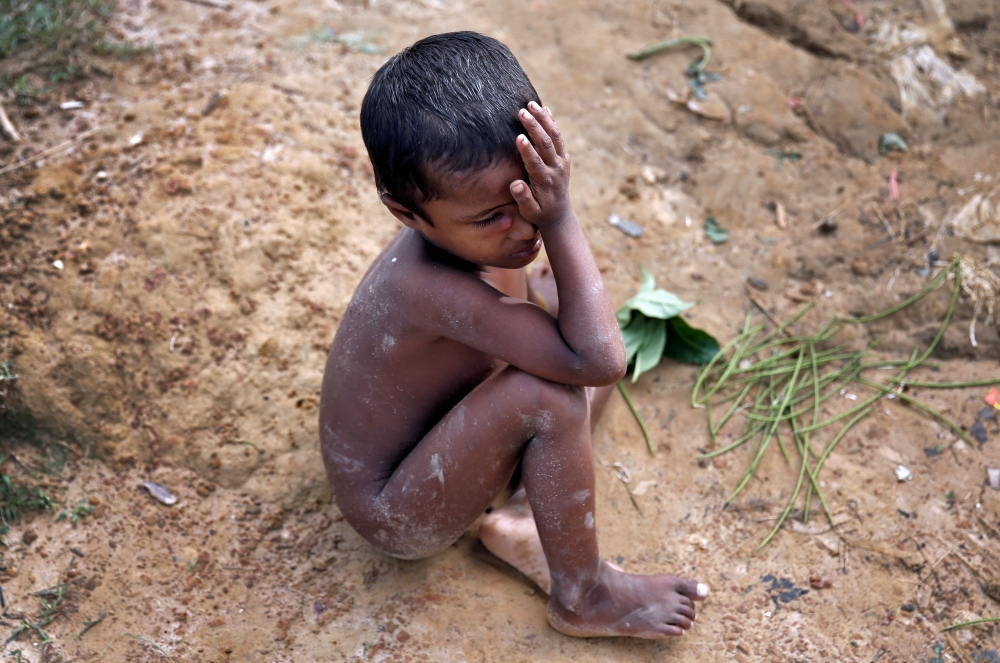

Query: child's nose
<box><xmin>508</xmin><ymin>215</ymin><xmax>538</xmax><ymax>240</ymax></box>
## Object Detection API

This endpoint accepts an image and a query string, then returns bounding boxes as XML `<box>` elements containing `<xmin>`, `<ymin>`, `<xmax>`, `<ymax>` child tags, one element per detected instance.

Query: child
<box><xmin>319</xmin><ymin>31</ymin><xmax>708</xmax><ymax>639</ymax></box>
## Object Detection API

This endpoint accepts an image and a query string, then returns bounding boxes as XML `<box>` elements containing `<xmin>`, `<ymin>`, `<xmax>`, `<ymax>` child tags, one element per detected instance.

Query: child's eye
<box><xmin>473</xmin><ymin>212</ymin><xmax>503</xmax><ymax>228</ymax></box>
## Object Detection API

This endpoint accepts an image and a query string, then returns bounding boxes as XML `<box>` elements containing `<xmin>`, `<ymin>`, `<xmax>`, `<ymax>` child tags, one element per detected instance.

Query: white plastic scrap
<box><xmin>52</xmin><ymin>260</ymin><xmax>64</xmax><ymax>270</ymax></box>
<box><xmin>895</xmin><ymin>465</ymin><xmax>914</xmax><ymax>482</ymax></box>
<box><xmin>59</xmin><ymin>101</ymin><xmax>84</xmax><ymax>110</ymax></box>
<box><xmin>875</xmin><ymin>22</ymin><xmax>985</xmax><ymax>115</ymax></box>
<box><xmin>989</xmin><ymin>468</ymin><xmax>1000</xmax><ymax>491</ymax></box>
<box><xmin>142</xmin><ymin>481</ymin><xmax>178</xmax><ymax>506</ymax></box>
<box><xmin>608</xmin><ymin>214</ymin><xmax>644</xmax><ymax>238</ymax></box>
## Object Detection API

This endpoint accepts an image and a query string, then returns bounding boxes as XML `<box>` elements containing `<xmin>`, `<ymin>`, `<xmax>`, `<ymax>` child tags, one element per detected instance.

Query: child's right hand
<box><xmin>510</xmin><ymin>102</ymin><xmax>572</xmax><ymax>230</ymax></box>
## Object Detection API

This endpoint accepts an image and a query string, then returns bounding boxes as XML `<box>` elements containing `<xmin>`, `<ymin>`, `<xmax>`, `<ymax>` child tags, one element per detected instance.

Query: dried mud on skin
<box><xmin>1</xmin><ymin>0</ymin><xmax>1000</xmax><ymax>661</ymax></box>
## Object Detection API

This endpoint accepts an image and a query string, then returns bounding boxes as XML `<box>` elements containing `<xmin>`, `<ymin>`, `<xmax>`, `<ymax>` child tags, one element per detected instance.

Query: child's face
<box><xmin>392</xmin><ymin>160</ymin><xmax>543</xmax><ymax>270</ymax></box>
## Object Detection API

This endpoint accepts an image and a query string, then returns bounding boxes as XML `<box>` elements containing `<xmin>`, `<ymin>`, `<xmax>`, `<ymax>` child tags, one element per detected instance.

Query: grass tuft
<box><xmin>0</xmin><ymin>0</ymin><xmax>148</xmax><ymax>97</ymax></box>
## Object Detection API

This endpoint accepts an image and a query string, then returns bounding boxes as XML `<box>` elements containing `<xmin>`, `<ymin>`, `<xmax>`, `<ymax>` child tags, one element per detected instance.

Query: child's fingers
<box><xmin>518</xmin><ymin>108</ymin><xmax>558</xmax><ymax>167</ymax></box>
<box><xmin>528</xmin><ymin>101</ymin><xmax>566</xmax><ymax>158</ymax></box>
<box><xmin>510</xmin><ymin>179</ymin><xmax>541</xmax><ymax>219</ymax></box>
<box><xmin>516</xmin><ymin>133</ymin><xmax>547</xmax><ymax>179</ymax></box>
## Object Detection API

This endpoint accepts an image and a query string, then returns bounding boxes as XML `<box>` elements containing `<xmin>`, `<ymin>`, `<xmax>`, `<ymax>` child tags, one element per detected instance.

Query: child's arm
<box><xmin>508</xmin><ymin>102</ymin><xmax>626</xmax><ymax>380</ymax></box>
<box><xmin>408</xmin><ymin>103</ymin><xmax>626</xmax><ymax>386</ymax></box>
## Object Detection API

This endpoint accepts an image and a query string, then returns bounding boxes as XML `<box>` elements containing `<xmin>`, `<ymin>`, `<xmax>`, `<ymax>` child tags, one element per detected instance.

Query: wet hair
<box><xmin>360</xmin><ymin>31</ymin><xmax>540</xmax><ymax>217</ymax></box>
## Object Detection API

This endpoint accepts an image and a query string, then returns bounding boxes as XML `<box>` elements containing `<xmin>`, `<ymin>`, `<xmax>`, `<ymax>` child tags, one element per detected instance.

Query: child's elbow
<box><xmin>588</xmin><ymin>354</ymin><xmax>627</xmax><ymax>386</ymax></box>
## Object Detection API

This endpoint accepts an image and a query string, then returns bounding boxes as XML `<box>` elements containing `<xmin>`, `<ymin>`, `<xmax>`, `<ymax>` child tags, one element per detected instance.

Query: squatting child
<box><xmin>319</xmin><ymin>31</ymin><xmax>709</xmax><ymax>639</ymax></box>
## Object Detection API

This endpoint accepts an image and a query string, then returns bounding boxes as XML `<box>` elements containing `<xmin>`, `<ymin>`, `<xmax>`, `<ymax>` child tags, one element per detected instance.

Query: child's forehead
<box><xmin>428</xmin><ymin>159</ymin><xmax>524</xmax><ymax>198</ymax></box>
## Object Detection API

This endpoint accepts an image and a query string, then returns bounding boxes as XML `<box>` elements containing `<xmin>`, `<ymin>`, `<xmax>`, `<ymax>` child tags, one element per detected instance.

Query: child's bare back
<box><xmin>319</xmin><ymin>31</ymin><xmax>708</xmax><ymax>639</ymax></box>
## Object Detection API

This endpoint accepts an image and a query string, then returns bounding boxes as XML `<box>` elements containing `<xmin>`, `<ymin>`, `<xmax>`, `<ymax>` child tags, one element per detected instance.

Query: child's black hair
<box><xmin>360</xmin><ymin>31</ymin><xmax>540</xmax><ymax>217</ymax></box>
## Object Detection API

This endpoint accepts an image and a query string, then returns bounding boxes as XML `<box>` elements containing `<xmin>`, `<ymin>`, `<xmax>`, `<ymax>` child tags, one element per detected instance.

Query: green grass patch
<box><xmin>0</xmin><ymin>0</ymin><xmax>149</xmax><ymax>98</ymax></box>
<box><xmin>0</xmin><ymin>469</ymin><xmax>54</xmax><ymax>532</ymax></box>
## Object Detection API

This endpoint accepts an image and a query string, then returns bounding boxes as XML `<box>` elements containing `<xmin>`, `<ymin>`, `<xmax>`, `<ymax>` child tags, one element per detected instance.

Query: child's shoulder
<box><xmin>358</xmin><ymin>233</ymin><xmax>491</xmax><ymax>315</ymax></box>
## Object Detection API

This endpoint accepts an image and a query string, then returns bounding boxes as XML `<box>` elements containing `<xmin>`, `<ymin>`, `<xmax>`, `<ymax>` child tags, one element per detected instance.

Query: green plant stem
<box><xmin>856</xmin><ymin>378</ymin><xmax>974</xmax><ymax>446</ymax></box>
<box><xmin>888</xmin><ymin>378</ymin><xmax>999</xmax><ymax>388</ymax></box>
<box><xmin>693</xmin><ymin>325</ymin><xmax>764</xmax><ymax>406</ymax></box>
<box><xmin>617</xmin><ymin>381</ymin><xmax>654</xmax><ymax>456</ymax></box>
<box><xmin>941</xmin><ymin>617</ymin><xmax>1000</xmax><ymax>632</ymax></box>
<box><xmin>727</xmin><ymin>349</ymin><xmax>805</xmax><ymax>503</ymax></box>
<box><xmin>839</xmin><ymin>258</ymin><xmax>955</xmax><ymax>324</ymax></box>
<box><xmin>759</xmin><ymin>426</ymin><xmax>810</xmax><ymax>548</ymax></box>
<box><xmin>627</xmin><ymin>36</ymin><xmax>713</xmax><ymax>73</ymax></box>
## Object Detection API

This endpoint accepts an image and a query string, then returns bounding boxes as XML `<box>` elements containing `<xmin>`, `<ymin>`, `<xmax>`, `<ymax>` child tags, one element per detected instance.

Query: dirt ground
<box><xmin>1</xmin><ymin>0</ymin><xmax>1000</xmax><ymax>660</ymax></box>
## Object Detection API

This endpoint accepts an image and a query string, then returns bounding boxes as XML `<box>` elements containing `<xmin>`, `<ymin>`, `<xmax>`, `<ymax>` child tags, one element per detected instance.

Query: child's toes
<box><xmin>675</xmin><ymin>577</ymin><xmax>710</xmax><ymax>600</ymax></box>
<box><xmin>675</xmin><ymin>603</ymin><xmax>696</xmax><ymax>622</ymax></box>
<box><xmin>667</xmin><ymin>614</ymin><xmax>694</xmax><ymax>630</ymax></box>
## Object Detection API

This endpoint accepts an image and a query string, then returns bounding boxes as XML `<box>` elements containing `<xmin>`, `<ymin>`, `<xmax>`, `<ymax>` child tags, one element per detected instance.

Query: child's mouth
<box><xmin>510</xmin><ymin>237</ymin><xmax>542</xmax><ymax>259</ymax></box>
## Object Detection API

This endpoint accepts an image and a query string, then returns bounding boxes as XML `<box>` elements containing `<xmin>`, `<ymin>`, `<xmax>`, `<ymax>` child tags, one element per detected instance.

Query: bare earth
<box><xmin>1</xmin><ymin>0</ymin><xmax>999</xmax><ymax>661</ymax></box>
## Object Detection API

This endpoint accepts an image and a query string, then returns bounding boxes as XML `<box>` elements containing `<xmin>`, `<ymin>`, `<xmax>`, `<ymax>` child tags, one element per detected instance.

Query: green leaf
<box><xmin>621</xmin><ymin>313</ymin><xmax>653</xmax><ymax>362</ymax></box>
<box><xmin>704</xmin><ymin>217</ymin><xmax>729</xmax><ymax>244</ymax></box>
<box><xmin>617</xmin><ymin>268</ymin><xmax>695</xmax><ymax>324</ymax></box>
<box><xmin>637</xmin><ymin>266</ymin><xmax>656</xmax><ymax>294</ymax></box>
<box><xmin>663</xmin><ymin>316</ymin><xmax>721</xmax><ymax>364</ymax></box>
<box><xmin>632</xmin><ymin>317</ymin><xmax>667</xmax><ymax>383</ymax></box>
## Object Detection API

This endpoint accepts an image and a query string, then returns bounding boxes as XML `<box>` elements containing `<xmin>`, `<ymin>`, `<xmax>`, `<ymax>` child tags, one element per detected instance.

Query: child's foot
<box><xmin>527</xmin><ymin>263</ymin><xmax>559</xmax><ymax>315</ymax></box>
<box><xmin>547</xmin><ymin>562</ymin><xmax>709</xmax><ymax>639</ymax></box>
<box><xmin>479</xmin><ymin>489</ymin><xmax>552</xmax><ymax>593</ymax></box>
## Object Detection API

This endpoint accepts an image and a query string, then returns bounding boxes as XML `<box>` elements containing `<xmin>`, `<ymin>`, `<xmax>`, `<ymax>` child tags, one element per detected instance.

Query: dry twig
<box><xmin>0</xmin><ymin>127</ymin><xmax>99</xmax><ymax>176</ymax></box>
<box><xmin>0</xmin><ymin>102</ymin><xmax>21</xmax><ymax>142</ymax></box>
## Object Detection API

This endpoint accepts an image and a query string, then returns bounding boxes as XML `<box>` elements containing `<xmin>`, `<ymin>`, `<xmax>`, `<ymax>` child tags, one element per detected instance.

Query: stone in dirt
<box><xmin>718</xmin><ymin>0</ymin><xmax>864</xmax><ymax>60</ymax></box>
<box><xmin>804</xmin><ymin>69</ymin><xmax>908</xmax><ymax>161</ymax></box>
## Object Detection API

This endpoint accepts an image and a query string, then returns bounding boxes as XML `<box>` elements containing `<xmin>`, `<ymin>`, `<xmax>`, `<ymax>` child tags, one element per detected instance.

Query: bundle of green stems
<box><xmin>692</xmin><ymin>255</ymin><xmax>996</xmax><ymax>547</ymax></box>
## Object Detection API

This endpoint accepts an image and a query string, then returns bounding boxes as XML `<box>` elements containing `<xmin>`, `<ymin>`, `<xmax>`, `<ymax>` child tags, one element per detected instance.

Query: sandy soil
<box><xmin>1</xmin><ymin>0</ymin><xmax>1000</xmax><ymax>660</ymax></box>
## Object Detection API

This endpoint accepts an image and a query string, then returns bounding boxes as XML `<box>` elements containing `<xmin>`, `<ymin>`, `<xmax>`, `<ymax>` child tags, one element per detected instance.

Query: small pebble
<box><xmin>971</xmin><ymin>420</ymin><xmax>988</xmax><ymax>444</ymax></box>
<box><xmin>747</xmin><ymin>277</ymin><xmax>768</xmax><ymax>291</ymax></box>
<box><xmin>988</xmin><ymin>468</ymin><xmax>999</xmax><ymax>490</ymax></box>
<box><xmin>895</xmin><ymin>465</ymin><xmax>913</xmax><ymax>482</ymax></box>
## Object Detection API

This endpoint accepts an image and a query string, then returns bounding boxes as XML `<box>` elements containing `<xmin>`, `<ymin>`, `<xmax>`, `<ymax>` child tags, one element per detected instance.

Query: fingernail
<box><xmin>520</xmin><ymin>108</ymin><xmax>530</xmax><ymax>118</ymax></box>
<box><xmin>518</xmin><ymin>134</ymin><xmax>528</xmax><ymax>144</ymax></box>
<box><xmin>697</xmin><ymin>583</ymin><xmax>710</xmax><ymax>598</ymax></box>
<box><xmin>511</xmin><ymin>181</ymin><xmax>525</xmax><ymax>193</ymax></box>
<box><xmin>528</xmin><ymin>101</ymin><xmax>541</xmax><ymax>111</ymax></box>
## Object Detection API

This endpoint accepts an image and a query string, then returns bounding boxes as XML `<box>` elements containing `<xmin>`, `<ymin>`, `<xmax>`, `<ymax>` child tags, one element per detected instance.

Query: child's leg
<box><xmin>341</xmin><ymin>365</ymin><xmax>705</xmax><ymax>638</ymax></box>
<box><xmin>480</xmin><ymin>384</ymin><xmax>613</xmax><ymax>594</ymax></box>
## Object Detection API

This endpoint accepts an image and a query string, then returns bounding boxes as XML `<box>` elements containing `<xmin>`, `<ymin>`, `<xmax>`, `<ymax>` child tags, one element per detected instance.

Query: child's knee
<box><xmin>504</xmin><ymin>367</ymin><xmax>588</xmax><ymax>428</ymax></box>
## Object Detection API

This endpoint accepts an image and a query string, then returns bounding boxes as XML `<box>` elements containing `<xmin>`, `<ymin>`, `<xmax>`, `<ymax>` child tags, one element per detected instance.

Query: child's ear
<box><xmin>380</xmin><ymin>194</ymin><xmax>424</xmax><ymax>230</ymax></box>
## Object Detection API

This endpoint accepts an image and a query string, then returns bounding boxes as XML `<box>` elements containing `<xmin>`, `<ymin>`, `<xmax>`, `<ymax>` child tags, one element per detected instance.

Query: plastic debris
<box><xmin>875</xmin><ymin>23</ymin><xmax>985</xmax><ymax>115</ymax></box>
<box><xmin>761</xmin><ymin>575</ymin><xmax>809</xmax><ymax>608</ymax></box>
<box><xmin>129</xmin><ymin>133</ymin><xmax>143</xmax><ymax>147</ymax></box>
<box><xmin>879</xmin><ymin>132</ymin><xmax>908</xmax><ymax>155</ymax></box>
<box><xmin>889</xmin><ymin>170</ymin><xmax>900</xmax><ymax>200</ymax></box>
<box><xmin>142</xmin><ymin>481</ymin><xmax>178</xmax><ymax>506</ymax></box>
<box><xmin>989</xmin><ymin>468</ymin><xmax>1000</xmax><ymax>490</ymax></box>
<box><xmin>895</xmin><ymin>465</ymin><xmax>913</xmax><ymax>482</ymax></box>
<box><xmin>59</xmin><ymin>101</ymin><xmax>84</xmax><ymax>110</ymax></box>
<box><xmin>766</xmin><ymin>150</ymin><xmax>801</xmax><ymax>169</ymax></box>
<box><xmin>950</xmin><ymin>187</ymin><xmax>1000</xmax><ymax>244</ymax></box>
<box><xmin>52</xmin><ymin>260</ymin><xmax>64</xmax><ymax>270</ymax></box>
<box><xmin>839</xmin><ymin>0</ymin><xmax>863</xmax><ymax>30</ymax></box>
<box><xmin>608</xmin><ymin>214</ymin><xmax>644</xmax><ymax>238</ymax></box>
<box><xmin>704</xmin><ymin>217</ymin><xmax>729</xmax><ymax>244</ymax></box>
<box><xmin>665</xmin><ymin>87</ymin><xmax>731</xmax><ymax>122</ymax></box>
<box><xmin>986</xmin><ymin>388</ymin><xmax>999</xmax><ymax>407</ymax></box>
